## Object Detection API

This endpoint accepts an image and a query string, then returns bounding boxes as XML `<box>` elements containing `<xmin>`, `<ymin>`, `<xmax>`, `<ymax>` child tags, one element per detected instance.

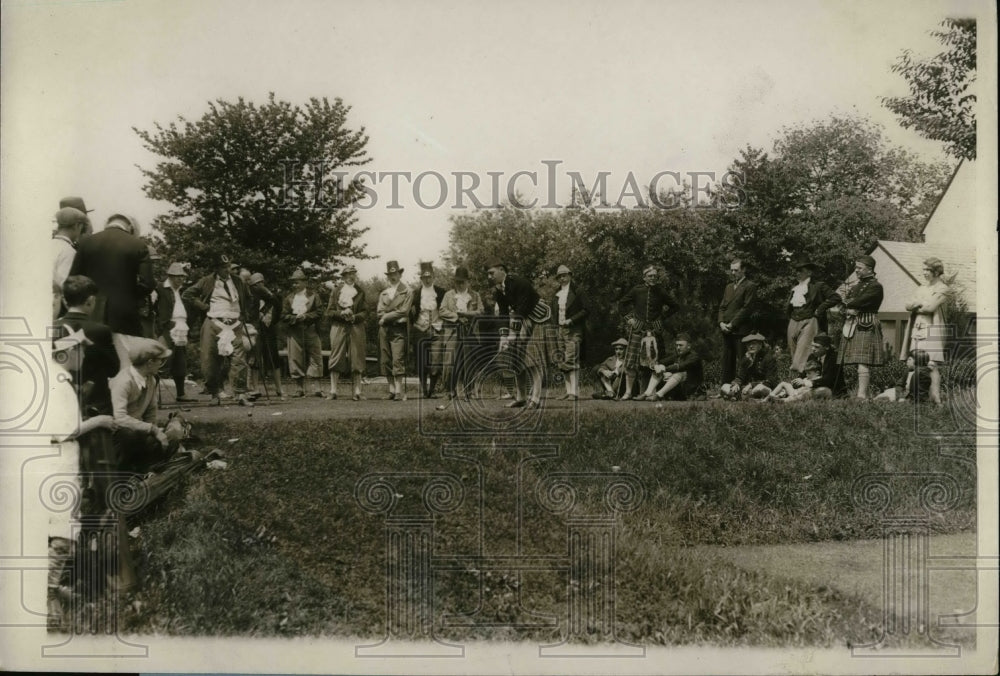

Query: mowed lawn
<box><xmin>118</xmin><ymin>399</ymin><xmax>978</xmax><ymax>647</ymax></box>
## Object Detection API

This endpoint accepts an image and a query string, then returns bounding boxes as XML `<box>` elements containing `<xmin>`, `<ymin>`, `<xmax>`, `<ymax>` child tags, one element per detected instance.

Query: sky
<box><xmin>0</xmin><ymin>0</ymin><xmax>989</xmax><ymax>288</ymax></box>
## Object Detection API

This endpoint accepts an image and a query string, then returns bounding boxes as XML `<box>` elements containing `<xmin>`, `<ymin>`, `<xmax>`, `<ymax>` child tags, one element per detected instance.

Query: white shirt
<box><xmin>454</xmin><ymin>290</ymin><xmax>471</xmax><ymax>313</ymax></box>
<box><xmin>208</xmin><ymin>276</ymin><xmax>241</xmax><ymax>319</ymax></box>
<box><xmin>166</xmin><ymin>281</ymin><xmax>187</xmax><ymax>320</ymax></box>
<box><xmin>790</xmin><ymin>278</ymin><xmax>810</xmax><ymax>308</ymax></box>
<box><xmin>291</xmin><ymin>290</ymin><xmax>310</xmax><ymax>316</ymax></box>
<box><xmin>419</xmin><ymin>285</ymin><xmax>438</xmax><ymax>311</ymax></box>
<box><xmin>338</xmin><ymin>284</ymin><xmax>358</xmax><ymax>308</ymax></box>
<box><xmin>52</xmin><ymin>235</ymin><xmax>76</xmax><ymax>289</ymax></box>
<box><xmin>556</xmin><ymin>284</ymin><xmax>570</xmax><ymax>323</ymax></box>
<box><xmin>383</xmin><ymin>284</ymin><xmax>397</xmax><ymax>303</ymax></box>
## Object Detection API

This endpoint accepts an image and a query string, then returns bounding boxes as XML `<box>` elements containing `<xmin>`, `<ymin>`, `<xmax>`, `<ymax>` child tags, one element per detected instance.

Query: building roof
<box><xmin>872</xmin><ymin>240</ymin><xmax>976</xmax><ymax>312</ymax></box>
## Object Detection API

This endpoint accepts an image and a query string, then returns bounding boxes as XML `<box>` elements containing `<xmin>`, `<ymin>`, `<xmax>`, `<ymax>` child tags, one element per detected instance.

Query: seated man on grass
<box><xmin>765</xmin><ymin>359</ymin><xmax>826</xmax><ymax>402</ymax></box>
<box><xmin>593</xmin><ymin>338</ymin><xmax>628</xmax><ymax>399</ymax></box>
<box><xmin>110</xmin><ymin>338</ymin><xmax>175</xmax><ymax>474</ymax></box>
<box><xmin>636</xmin><ymin>333</ymin><xmax>704</xmax><ymax>401</ymax></box>
<box><xmin>721</xmin><ymin>332</ymin><xmax>777</xmax><ymax>400</ymax></box>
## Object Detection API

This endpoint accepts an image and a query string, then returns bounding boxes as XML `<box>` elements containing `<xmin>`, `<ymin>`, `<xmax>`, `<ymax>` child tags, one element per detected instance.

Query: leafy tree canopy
<box><xmin>135</xmin><ymin>93</ymin><xmax>371</xmax><ymax>283</ymax></box>
<box><xmin>882</xmin><ymin>18</ymin><xmax>976</xmax><ymax>160</ymax></box>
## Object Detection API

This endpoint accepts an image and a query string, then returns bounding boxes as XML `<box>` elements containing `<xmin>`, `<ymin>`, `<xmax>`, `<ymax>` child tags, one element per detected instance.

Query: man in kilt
<box><xmin>617</xmin><ymin>264</ymin><xmax>679</xmax><ymax>400</ymax></box>
<box><xmin>834</xmin><ymin>255</ymin><xmax>885</xmax><ymax>399</ymax></box>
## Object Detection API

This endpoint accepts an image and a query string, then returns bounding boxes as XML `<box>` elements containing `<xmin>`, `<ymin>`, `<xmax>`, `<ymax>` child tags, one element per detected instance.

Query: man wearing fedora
<box><xmin>488</xmin><ymin>262</ymin><xmax>549</xmax><ymax>408</ymax></box>
<box><xmin>156</xmin><ymin>262</ymin><xmax>194</xmax><ymax>401</ymax></box>
<box><xmin>438</xmin><ymin>266</ymin><xmax>483</xmax><ymax>400</ymax></box>
<box><xmin>785</xmin><ymin>255</ymin><xmax>838</xmax><ymax>377</ymax></box>
<box><xmin>377</xmin><ymin>261</ymin><xmax>413</xmax><ymax>400</ymax></box>
<box><xmin>69</xmin><ymin>213</ymin><xmax>155</xmax><ymax>337</ymax></box>
<box><xmin>282</xmin><ymin>268</ymin><xmax>325</xmax><ymax>398</ymax></box>
<box><xmin>183</xmin><ymin>253</ymin><xmax>255</xmax><ymax>405</ymax></box>
<box><xmin>410</xmin><ymin>262</ymin><xmax>447</xmax><ymax>398</ymax></box>
<box><xmin>833</xmin><ymin>254</ymin><xmax>885</xmax><ymax>399</ymax></box>
<box><xmin>551</xmin><ymin>264</ymin><xmax>589</xmax><ymax>400</ymax></box>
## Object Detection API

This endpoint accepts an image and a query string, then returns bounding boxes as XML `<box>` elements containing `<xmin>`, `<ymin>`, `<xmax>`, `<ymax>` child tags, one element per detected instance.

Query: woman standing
<box><xmin>325</xmin><ymin>265</ymin><xmax>367</xmax><ymax>401</ymax></box>
<box><xmin>283</xmin><ymin>268</ymin><xmax>324</xmax><ymax>397</ymax></box>
<box><xmin>902</xmin><ymin>257</ymin><xmax>951</xmax><ymax>404</ymax></box>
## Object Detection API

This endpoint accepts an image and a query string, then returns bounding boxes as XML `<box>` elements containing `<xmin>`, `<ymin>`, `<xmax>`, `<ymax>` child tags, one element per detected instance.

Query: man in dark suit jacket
<box><xmin>717</xmin><ymin>258</ymin><xmax>757</xmax><ymax>387</ymax></box>
<box><xmin>489</xmin><ymin>262</ymin><xmax>545</xmax><ymax>408</ymax></box>
<box><xmin>69</xmin><ymin>214</ymin><xmax>154</xmax><ymax>336</ymax></box>
<box><xmin>786</xmin><ymin>256</ymin><xmax>839</xmax><ymax>377</ymax></box>
<box><xmin>410</xmin><ymin>262</ymin><xmax>448</xmax><ymax>398</ymax></box>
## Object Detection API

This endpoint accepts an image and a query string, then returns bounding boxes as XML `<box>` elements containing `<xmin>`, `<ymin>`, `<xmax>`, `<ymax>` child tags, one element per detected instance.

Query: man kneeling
<box><xmin>110</xmin><ymin>339</ymin><xmax>174</xmax><ymax>474</ymax></box>
<box><xmin>637</xmin><ymin>333</ymin><xmax>704</xmax><ymax>401</ymax></box>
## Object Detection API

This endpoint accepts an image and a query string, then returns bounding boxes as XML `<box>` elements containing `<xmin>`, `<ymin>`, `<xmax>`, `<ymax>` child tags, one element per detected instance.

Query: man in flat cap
<box><xmin>69</xmin><ymin>213</ymin><xmax>155</xmax><ymax>337</ymax></box>
<box><xmin>52</xmin><ymin>207</ymin><xmax>89</xmax><ymax>292</ymax></box>
<box><xmin>832</xmin><ymin>254</ymin><xmax>885</xmax><ymax>399</ymax></box>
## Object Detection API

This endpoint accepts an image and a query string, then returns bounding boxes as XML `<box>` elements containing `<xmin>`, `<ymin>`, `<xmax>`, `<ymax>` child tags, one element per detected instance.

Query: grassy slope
<box><xmin>119</xmin><ymin>401</ymin><xmax>976</xmax><ymax>646</ymax></box>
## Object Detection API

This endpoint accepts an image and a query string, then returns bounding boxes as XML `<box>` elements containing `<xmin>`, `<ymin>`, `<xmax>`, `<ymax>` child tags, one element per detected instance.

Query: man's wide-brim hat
<box><xmin>290</xmin><ymin>268</ymin><xmax>307</xmax><ymax>281</ymax></box>
<box><xmin>792</xmin><ymin>254</ymin><xmax>818</xmax><ymax>270</ymax></box>
<box><xmin>742</xmin><ymin>332</ymin><xmax>767</xmax><ymax>344</ymax></box>
<box><xmin>248</xmin><ymin>272</ymin><xmax>265</xmax><ymax>286</ymax></box>
<box><xmin>419</xmin><ymin>261</ymin><xmax>434</xmax><ymax>278</ymax></box>
<box><xmin>385</xmin><ymin>260</ymin><xmax>403</xmax><ymax>275</ymax></box>
<box><xmin>167</xmin><ymin>262</ymin><xmax>188</xmax><ymax>276</ymax></box>
<box><xmin>59</xmin><ymin>196</ymin><xmax>94</xmax><ymax>214</ymax></box>
<box><xmin>454</xmin><ymin>266</ymin><xmax>470</xmax><ymax>282</ymax></box>
<box><xmin>612</xmin><ymin>338</ymin><xmax>628</xmax><ymax>348</ymax></box>
<box><xmin>55</xmin><ymin>207</ymin><xmax>88</xmax><ymax>228</ymax></box>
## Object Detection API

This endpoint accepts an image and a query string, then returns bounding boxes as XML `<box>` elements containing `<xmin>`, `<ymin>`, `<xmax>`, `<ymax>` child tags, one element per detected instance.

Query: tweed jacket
<box><xmin>325</xmin><ymin>283</ymin><xmax>368</xmax><ymax>324</ymax></box>
<box><xmin>377</xmin><ymin>281</ymin><xmax>413</xmax><ymax>326</ymax></box>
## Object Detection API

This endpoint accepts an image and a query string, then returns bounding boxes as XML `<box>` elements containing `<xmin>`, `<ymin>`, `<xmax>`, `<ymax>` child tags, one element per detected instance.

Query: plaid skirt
<box><xmin>838</xmin><ymin>324</ymin><xmax>886</xmax><ymax>365</ymax></box>
<box><xmin>623</xmin><ymin>320</ymin><xmax>662</xmax><ymax>372</ymax></box>
<box><xmin>496</xmin><ymin>320</ymin><xmax>553</xmax><ymax>372</ymax></box>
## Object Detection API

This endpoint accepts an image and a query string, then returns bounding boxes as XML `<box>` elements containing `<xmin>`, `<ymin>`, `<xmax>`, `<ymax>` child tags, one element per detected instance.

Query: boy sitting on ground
<box><xmin>873</xmin><ymin>349</ymin><xmax>931</xmax><ymax>403</ymax></box>
<box><xmin>593</xmin><ymin>338</ymin><xmax>628</xmax><ymax>399</ymax></box>
<box><xmin>765</xmin><ymin>359</ymin><xmax>827</xmax><ymax>402</ymax></box>
<box><xmin>636</xmin><ymin>333</ymin><xmax>704</xmax><ymax>401</ymax></box>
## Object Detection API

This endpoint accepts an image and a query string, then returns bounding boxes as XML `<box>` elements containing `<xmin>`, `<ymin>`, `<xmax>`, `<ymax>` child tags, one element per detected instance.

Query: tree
<box><xmin>715</xmin><ymin>116</ymin><xmax>951</xmax><ymax>336</ymax></box>
<box><xmin>135</xmin><ymin>93</ymin><xmax>371</xmax><ymax>282</ymax></box>
<box><xmin>882</xmin><ymin>18</ymin><xmax>976</xmax><ymax>160</ymax></box>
